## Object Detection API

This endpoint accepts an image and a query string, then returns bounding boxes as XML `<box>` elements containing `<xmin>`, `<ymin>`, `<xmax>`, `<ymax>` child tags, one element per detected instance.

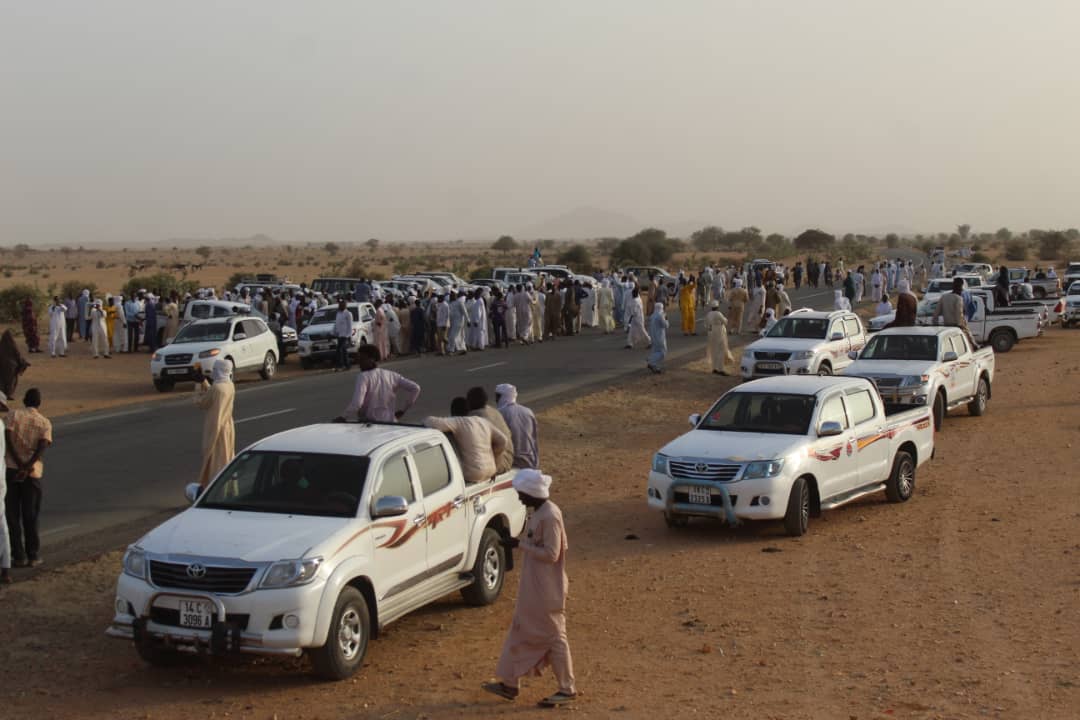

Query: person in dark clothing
<box><xmin>884</xmin><ymin>292</ymin><xmax>918</xmax><ymax>329</ymax></box>
<box><xmin>409</xmin><ymin>299</ymin><xmax>426</xmax><ymax>355</ymax></box>
<box><xmin>994</xmin><ymin>266</ymin><xmax>1011</xmax><ymax>307</ymax></box>
<box><xmin>491</xmin><ymin>291</ymin><xmax>509</xmax><ymax>348</ymax></box>
<box><xmin>5</xmin><ymin>388</ymin><xmax>52</xmax><ymax>568</ymax></box>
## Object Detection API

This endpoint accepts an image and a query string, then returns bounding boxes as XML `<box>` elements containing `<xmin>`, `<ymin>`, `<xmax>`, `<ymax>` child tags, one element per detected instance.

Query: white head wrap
<box><xmin>733</xmin><ymin>278</ymin><xmax>743</xmax><ymax>288</ymax></box>
<box><xmin>495</xmin><ymin>383</ymin><xmax>517</xmax><ymax>408</ymax></box>
<box><xmin>711</xmin><ymin>300</ymin><xmax>719</xmax><ymax>309</ymax></box>
<box><xmin>211</xmin><ymin>358</ymin><xmax>233</xmax><ymax>384</ymax></box>
<box><xmin>898</xmin><ymin>278</ymin><xmax>910</xmax><ymax>293</ymax></box>
<box><xmin>653</xmin><ymin>302</ymin><xmax>664</xmax><ymax>316</ymax></box>
<box><xmin>512</xmin><ymin>468</ymin><xmax>551</xmax><ymax>500</ymax></box>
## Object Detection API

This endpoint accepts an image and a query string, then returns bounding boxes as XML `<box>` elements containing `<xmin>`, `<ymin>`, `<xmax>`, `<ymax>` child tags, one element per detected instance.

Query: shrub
<box><xmin>470</xmin><ymin>265</ymin><xmax>494</xmax><ymax>280</ymax></box>
<box><xmin>1038</xmin><ymin>231</ymin><xmax>1071</xmax><ymax>261</ymax></box>
<box><xmin>557</xmin><ymin>244</ymin><xmax>591</xmax><ymax>272</ymax></box>
<box><xmin>1004</xmin><ymin>239</ymin><xmax>1028</xmax><ymax>261</ymax></box>
<box><xmin>122</xmin><ymin>273</ymin><xmax>199</xmax><ymax>299</ymax></box>
<box><xmin>971</xmin><ymin>252</ymin><xmax>992</xmax><ymax>264</ymax></box>
<box><xmin>0</xmin><ymin>283</ymin><xmax>48</xmax><ymax>323</ymax></box>
<box><xmin>60</xmin><ymin>280</ymin><xmax>98</xmax><ymax>299</ymax></box>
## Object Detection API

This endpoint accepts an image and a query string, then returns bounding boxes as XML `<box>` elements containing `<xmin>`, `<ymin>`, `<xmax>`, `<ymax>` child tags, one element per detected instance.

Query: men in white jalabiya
<box><xmin>90</xmin><ymin>300</ymin><xmax>111</xmax><ymax>358</ymax></box>
<box><xmin>743</xmin><ymin>283</ymin><xmax>765</xmax><ymax>334</ymax></box>
<box><xmin>624</xmin><ymin>288</ymin><xmax>651</xmax><ymax>349</ymax></box>
<box><xmin>597</xmin><ymin>281</ymin><xmax>615</xmax><ymax>333</ymax></box>
<box><xmin>47</xmin><ymin>296</ymin><xmax>68</xmax><ymax>358</ymax></box>
<box><xmin>834</xmin><ymin>289</ymin><xmax>852</xmax><ymax>311</ymax></box>
<box><xmin>704</xmin><ymin>301</ymin><xmax>735</xmax><ymax>375</ymax></box>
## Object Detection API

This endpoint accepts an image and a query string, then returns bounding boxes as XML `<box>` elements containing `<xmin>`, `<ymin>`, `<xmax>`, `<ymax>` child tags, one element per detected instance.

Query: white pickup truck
<box><xmin>647</xmin><ymin>376</ymin><xmax>934</xmax><ymax>536</ymax></box>
<box><xmin>108</xmin><ymin>423</ymin><xmax>526</xmax><ymax>680</ymax></box>
<box><xmin>841</xmin><ymin>327</ymin><xmax>994</xmax><ymax>431</ymax></box>
<box><xmin>868</xmin><ymin>292</ymin><xmax>1043</xmax><ymax>352</ymax></box>
<box><xmin>740</xmin><ymin>309</ymin><xmax>866</xmax><ymax>379</ymax></box>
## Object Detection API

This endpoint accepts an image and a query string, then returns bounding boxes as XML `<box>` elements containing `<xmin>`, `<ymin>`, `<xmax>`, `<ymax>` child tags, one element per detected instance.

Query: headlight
<box><xmin>743</xmin><ymin>459</ymin><xmax>785</xmax><ymax>479</ymax></box>
<box><xmin>791</xmin><ymin>350</ymin><xmax>814</xmax><ymax>360</ymax></box>
<box><xmin>901</xmin><ymin>374</ymin><xmax>930</xmax><ymax>386</ymax></box>
<box><xmin>260</xmin><ymin>557</ymin><xmax>323</xmax><ymax>589</ymax></box>
<box><xmin>122</xmin><ymin>546</ymin><xmax>147</xmax><ymax>579</ymax></box>
<box><xmin>198</xmin><ymin>348</ymin><xmax>220</xmax><ymax>359</ymax></box>
<box><xmin>151</xmin><ymin>352</ymin><xmax>162</xmax><ymax>362</ymax></box>
<box><xmin>651</xmin><ymin>453</ymin><xmax>669</xmax><ymax>474</ymax></box>
<box><xmin>299</xmin><ymin>331</ymin><xmax>310</xmax><ymax>340</ymax></box>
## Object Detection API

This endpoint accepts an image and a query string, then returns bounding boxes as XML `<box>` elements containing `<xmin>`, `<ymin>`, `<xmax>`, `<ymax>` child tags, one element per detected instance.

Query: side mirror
<box><xmin>847</xmin><ymin>350</ymin><xmax>858</xmax><ymax>360</ymax></box>
<box><xmin>184</xmin><ymin>483</ymin><xmax>202</xmax><ymax>504</ymax></box>
<box><xmin>818</xmin><ymin>421</ymin><xmax>844</xmax><ymax>438</ymax></box>
<box><xmin>942</xmin><ymin>351</ymin><xmax>959</xmax><ymax>362</ymax></box>
<box><xmin>233</xmin><ymin>332</ymin><xmax>247</xmax><ymax>340</ymax></box>
<box><xmin>372</xmin><ymin>496</ymin><xmax>409</xmax><ymax>519</ymax></box>
<box><xmin>688</xmin><ymin>413</ymin><xmax>701</xmax><ymax>427</ymax></box>
<box><xmin>830</xmin><ymin>332</ymin><xmax>844</xmax><ymax>341</ymax></box>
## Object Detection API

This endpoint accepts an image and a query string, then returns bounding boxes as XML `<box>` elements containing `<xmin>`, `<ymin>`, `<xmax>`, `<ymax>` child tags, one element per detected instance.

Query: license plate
<box><xmin>164</xmin><ymin>368</ymin><xmax>188</xmax><ymax>376</ymax></box>
<box><xmin>687</xmin><ymin>486</ymin><xmax>711</xmax><ymax>504</ymax></box>
<box><xmin>756</xmin><ymin>362</ymin><xmax>782</xmax><ymax>370</ymax></box>
<box><xmin>178</xmin><ymin>599</ymin><xmax>214</xmax><ymax>629</ymax></box>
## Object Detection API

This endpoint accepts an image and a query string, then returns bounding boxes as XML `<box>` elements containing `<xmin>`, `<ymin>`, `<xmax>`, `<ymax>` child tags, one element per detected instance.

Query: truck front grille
<box><xmin>149</xmin><ymin>561</ymin><xmax>257</xmax><ymax>595</ymax></box>
<box><xmin>164</xmin><ymin>353</ymin><xmax>193</xmax><ymax>365</ymax></box>
<box><xmin>871</xmin><ymin>377</ymin><xmax>903</xmax><ymax>388</ymax></box>
<box><xmin>754</xmin><ymin>351</ymin><xmax>792</xmax><ymax>361</ymax></box>
<box><xmin>669</xmin><ymin>461</ymin><xmax>741</xmax><ymax>482</ymax></box>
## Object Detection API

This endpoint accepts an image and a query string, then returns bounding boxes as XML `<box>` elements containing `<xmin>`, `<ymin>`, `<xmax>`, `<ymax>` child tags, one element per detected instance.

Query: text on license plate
<box><xmin>178</xmin><ymin>599</ymin><xmax>214</xmax><ymax>629</ymax></box>
<box><xmin>687</xmin><ymin>486</ymin><xmax>711</xmax><ymax>504</ymax></box>
<box><xmin>164</xmin><ymin>368</ymin><xmax>189</xmax><ymax>376</ymax></box>
<box><xmin>756</xmin><ymin>362</ymin><xmax>783</xmax><ymax>370</ymax></box>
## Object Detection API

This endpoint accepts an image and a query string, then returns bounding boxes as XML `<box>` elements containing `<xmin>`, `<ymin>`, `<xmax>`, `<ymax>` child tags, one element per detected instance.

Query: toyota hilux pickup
<box><xmin>841</xmin><ymin>326</ymin><xmax>994</xmax><ymax>431</ymax></box>
<box><xmin>107</xmin><ymin>423</ymin><xmax>526</xmax><ymax>680</ymax></box>
<box><xmin>740</xmin><ymin>309</ymin><xmax>866</xmax><ymax>379</ymax></box>
<box><xmin>647</xmin><ymin>376</ymin><xmax>934</xmax><ymax>536</ymax></box>
<box><xmin>296</xmin><ymin>302</ymin><xmax>375</xmax><ymax>369</ymax></box>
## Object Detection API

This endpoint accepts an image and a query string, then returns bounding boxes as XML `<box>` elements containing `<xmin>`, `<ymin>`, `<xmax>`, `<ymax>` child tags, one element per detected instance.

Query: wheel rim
<box><xmin>264</xmin><ymin>353</ymin><xmax>275</xmax><ymax>376</ymax></box>
<box><xmin>977</xmin><ymin>381</ymin><xmax>987</xmax><ymax>410</ymax></box>
<box><xmin>482</xmin><ymin>546</ymin><xmax>500</xmax><ymax>589</ymax></box>
<box><xmin>818</xmin><ymin>365</ymin><xmax>831</xmax><ymax>376</ymax></box>
<box><xmin>337</xmin><ymin>607</ymin><xmax>363</xmax><ymax>660</ymax></box>
<box><xmin>898</xmin><ymin>460</ymin><xmax>914</xmax><ymax>496</ymax></box>
<box><xmin>800</xmin><ymin>484</ymin><xmax>809</xmax><ymax>529</ymax></box>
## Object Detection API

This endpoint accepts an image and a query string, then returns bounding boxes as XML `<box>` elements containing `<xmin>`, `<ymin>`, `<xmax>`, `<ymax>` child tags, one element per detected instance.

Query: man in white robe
<box><xmin>47</xmin><ymin>297</ymin><xmax>68</xmax><ymax>358</ymax></box>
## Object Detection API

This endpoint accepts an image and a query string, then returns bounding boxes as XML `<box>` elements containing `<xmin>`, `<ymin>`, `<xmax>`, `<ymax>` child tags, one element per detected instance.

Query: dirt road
<box><xmin>1</xmin><ymin>329</ymin><xmax>1077</xmax><ymax>720</ymax></box>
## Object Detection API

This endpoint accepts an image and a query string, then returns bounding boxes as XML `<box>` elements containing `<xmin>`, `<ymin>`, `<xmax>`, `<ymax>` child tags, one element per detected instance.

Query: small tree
<box><xmin>793</xmin><ymin>229</ymin><xmax>836</xmax><ymax>252</ymax></box>
<box><xmin>690</xmin><ymin>226</ymin><xmax>724</xmax><ymax>252</ymax></box>
<box><xmin>557</xmin><ymin>244</ymin><xmax>591</xmax><ymax>272</ymax></box>
<box><xmin>492</xmin><ymin>235</ymin><xmax>517</xmax><ymax>255</ymax></box>
<box><xmin>957</xmin><ymin>224</ymin><xmax>972</xmax><ymax>241</ymax></box>
<box><xmin>60</xmin><ymin>280</ymin><xmax>97</xmax><ymax>300</ymax></box>
<box><xmin>366</xmin><ymin>238</ymin><xmax>379</xmax><ymax>251</ymax></box>
<box><xmin>885</xmin><ymin>233</ymin><xmax>900</xmax><ymax>249</ymax></box>
<box><xmin>195</xmin><ymin>245</ymin><xmax>212</xmax><ymax>260</ymax></box>
<box><xmin>1004</xmin><ymin>239</ymin><xmax>1028</xmax><ymax>261</ymax></box>
<box><xmin>324</xmin><ymin>242</ymin><xmax>340</xmax><ymax>256</ymax></box>
<box><xmin>1038</xmin><ymin>231</ymin><xmax>1071</xmax><ymax>261</ymax></box>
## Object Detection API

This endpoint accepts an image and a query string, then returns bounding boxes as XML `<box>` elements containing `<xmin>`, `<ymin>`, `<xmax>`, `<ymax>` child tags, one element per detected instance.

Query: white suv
<box><xmin>151</xmin><ymin>316</ymin><xmax>279</xmax><ymax>391</ymax></box>
<box><xmin>740</xmin><ymin>310</ymin><xmax>865</xmax><ymax>379</ymax></box>
<box><xmin>297</xmin><ymin>303</ymin><xmax>375</xmax><ymax>369</ymax></box>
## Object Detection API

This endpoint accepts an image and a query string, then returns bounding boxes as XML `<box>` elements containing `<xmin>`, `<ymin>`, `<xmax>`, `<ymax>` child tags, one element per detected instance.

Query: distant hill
<box><xmin>519</xmin><ymin>207</ymin><xmax>641</xmax><ymax>240</ymax></box>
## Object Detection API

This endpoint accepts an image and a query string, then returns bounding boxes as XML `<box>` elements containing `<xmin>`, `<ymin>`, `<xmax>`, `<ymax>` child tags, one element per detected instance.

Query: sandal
<box><xmin>482</xmin><ymin>682</ymin><xmax>519</xmax><ymax>701</ymax></box>
<box><xmin>538</xmin><ymin>691</ymin><xmax>577</xmax><ymax>707</ymax></box>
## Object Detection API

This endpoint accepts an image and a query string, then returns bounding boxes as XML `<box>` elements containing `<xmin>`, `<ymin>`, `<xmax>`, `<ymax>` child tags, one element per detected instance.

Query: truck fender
<box><xmin>312</xmin><ymin>555</ymin><xmax>377</xmax><ymax>646</ymax></box>
<box><xmin>464</xmin><ymin>513</ymin><xmax>513</xmax><ymax>571</ymax></box>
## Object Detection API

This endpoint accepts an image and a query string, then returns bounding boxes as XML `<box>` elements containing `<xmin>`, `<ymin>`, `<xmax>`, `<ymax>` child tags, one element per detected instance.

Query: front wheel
<box><xmin>932</xmin><ymin>391</ymin><xmax>946</xmax><ymax>431</ymax></box>
<box><xmin>259</xmin><ymin>351</ymin><xmax>277</xmax><ymax>380</ymax></box>
<box><xmin>967</xmin><ymin>377</ymin><xmax>989</xmax><ymax>416</ymax></box>
<box><xmin>300</xmin><ymin>356</ymin><xmax>313</xmax><ymax>370</ymax></box>
<box><xmin>817</xmin><ymin>362</ymin><xmax>832</xmax><ymax>376</ymax></box>
<box><xmin>461</xmin><ymin>527</ymin><xmax>506</xmax><ymax>606</ymax></box>
<box><xmin>885</xmin><ymin>450</ymin><xmax>915</xmax><ymax>503</ymax></box>
<box><xmin>664</xmin><ymin>512</ymin><xmax>689</xmax><ymax>528</ymax></box>
<box><xmin>310</xmin><ymin>587</ymin><xmax>370</xmax><ymax>681</ymax></box>
<box><xmin>783</xmin><ymin>477</ymin><xmax>810</xmax><ymax>537</ymax></box>
<box><xmin>153</xmin><ymin>379</ymin><xmax>175</xmax><ymax>393</ymax></box>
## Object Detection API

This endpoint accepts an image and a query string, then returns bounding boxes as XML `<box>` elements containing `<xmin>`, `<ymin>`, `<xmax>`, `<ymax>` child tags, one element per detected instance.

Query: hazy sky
<box><xmin>3</xmin><ymin>1</ymin><xmax>1077</xmax><ymax>246</ymax></box>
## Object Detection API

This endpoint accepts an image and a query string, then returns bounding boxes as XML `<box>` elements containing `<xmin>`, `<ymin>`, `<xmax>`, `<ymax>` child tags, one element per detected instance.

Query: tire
<box><xmin>153</xmin><ymin>379</ymin><xmax>175</xmax><ymax>393</ymax></box>
<box><xmin>989</xmin><ymin>329</ymin><xmax>1015</xmax><ymax>353</ymax></box>
<box><xmin>783</xmin><ymin>476</ymin><xmax>810</xmax><ymax>537</ymax></box>
<box><xmin>817</xmin><ymin>362</ymin><xmax>832</xmax><ymax>376</ymax></box>
<box><xmin>932</xmin><ymin>391</ymin><xmax>946</xmax><ymax>431</ymax></box>
<box><xmin>967</xmin><ymin>376</ymin><xmax>989</xmax><ymax>416</ymax></box>
<box><xmin>461</xmin><ymin>527</ymin><xmax>506</xmax><ymax>606</ymax></box>
<box><xmin>258</xmin><ymin>351</ymin><xmax>276</xmax><ymax>380</ymax></box>
<box><xmin>1034</xmin><ymin>287</ymin><xmax>1047</xmax><ymax>299</ymax></box>
<box><xmin>664</xmin><ymin>512</ymin><xmax>689</xmax><ymax>528</ymax></box>
<box><xmin>300</xmin><ymin>356</ymin><xmax>313</xmax><ymax>370</ymax></box>
<box><xmin>885</xmin><ymin>450</ymin><xmax>915</xmax><ymax>503</ymax></box>
<box><xmin>135</xmin><ymin>636</ymin><xmax>187</xmax><ymax>667</ymax></box>
<box><xmin>309</xmin><ymin>587</ymin><xmax>370</xmax><ymax>681</ymax></box>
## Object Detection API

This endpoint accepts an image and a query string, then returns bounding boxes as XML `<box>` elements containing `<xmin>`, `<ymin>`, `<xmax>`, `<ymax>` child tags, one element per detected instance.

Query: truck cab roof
<box><xmin>251</xmin><ymin>423</ymin><xmax>442</xmax><ymax>459</ymax></box>
<box><xmin>733</xmin><ymin>376</ymin><xmax>873</xmax><ymax>396</ymax></box>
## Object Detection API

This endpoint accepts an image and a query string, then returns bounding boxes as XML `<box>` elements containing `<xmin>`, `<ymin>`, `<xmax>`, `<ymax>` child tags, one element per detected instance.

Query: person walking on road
<box><xmin>679</xmin><ymin>276</ymin><xmax>697</xmax><ymax>335</ymax></box>
<box><xmin>495</xmin><ymin>383</ymin><xmax>539</xmax><ymax>469</ymax></box>
<box><xmin>624</xmin><ymin>287</ymin><xmax>650</xmax><ymax>349</ymax></box>
<box><xmin>333</xmin><ymin>298</ymin><xmax>353</xmax><ymax>372</ymax></box>
<box><xmin>340</xmin><ymin>345</ymin><xmax>421</xmax><ymax>423</ymax></box>
<box><xmin>705</xmin><ymin>301</ymin><xmax>735</xmax><ymax>375</ymax></box>
<box><xmin>483</xmin><ymin>468</ymin><xmax>576</xmax><ymax>708</ymax></box>
<box><xmin>194</xmin><ymin>359</ymin><xmax>235</xmax><ymax>489</ymax></box>
<box><xmin>727</xmin><ymin>278</ymin><xmax>748</xmax><ymax>335</ymax></box>
<box><xmin>597</xmin><ymin>280</ymin><xmax>615</xmax><ymax>334</ymax></box>
<box><xmin>647</xmin><ymin>303</ymin><xmax>669</xmax><ymax>373</ymax></box>
<box><xmin>4</xmin><ymin>388</ymin><xmax>52</xmax><ymax>568</ymax></box>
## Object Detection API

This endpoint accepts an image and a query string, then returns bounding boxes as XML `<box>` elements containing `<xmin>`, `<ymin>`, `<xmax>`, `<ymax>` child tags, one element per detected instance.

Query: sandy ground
<box><xmin>0</xmin><ymin>322</ymin><xmax>1076</xmax><ymax>719</ymax></box>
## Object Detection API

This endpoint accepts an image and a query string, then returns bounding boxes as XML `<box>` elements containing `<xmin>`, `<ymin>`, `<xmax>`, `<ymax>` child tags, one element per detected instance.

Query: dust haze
<box><xmin>2</xmin><ymin>1</ymin><xmax>1077</xmax><ymax>246</ymax></box>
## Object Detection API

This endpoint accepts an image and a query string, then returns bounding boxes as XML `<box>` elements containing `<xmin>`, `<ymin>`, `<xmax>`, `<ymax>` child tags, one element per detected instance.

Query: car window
<box><xmin>374</xmin><ymin>452</ymin><xmax>415</xmax><ymax>504</ymax></box>
<box><xmin>190</xmin><ymin>304</ymin><xmax>211</xmax><ymax>319</ymax></box>
<box><xmin>844</xmin><ymin>390</ymin><xmax>876</xmax><ymax>426</ymax></box>
<box><xmin>828</xmin><ymin>320</ymin><xmax>844</xmax><ymax>339</ymax></box>
<box><xmin>818</xmin><ymin>395</ymin><xmax>849</xmax><ymax>430</ymax></box>
<box><xmin>949</xmin><ymin>334</ymin><xmax>969</xmax><ymax>356</ymax></box>
<box><xmin>242</xmin><ymin>319</ymin><xmax>264</xmax><ymax>337</ymax></box>
<box><xmin>212</xmin><ymin>306</ymin><xmax>233</xmax><ymax>318</ymax></box>
<box><xmin>174</xmin><ymin>321</ymin><xmax>230</xmax><ymax>343</ymax></box>
<box><xmin>843</xmin><ymin>318</ymin><xmax>862</xmax><ymax>337</ymax></box>
<box><xmin>232</xmin><ymin>321</ymin><xmax>247</xmax><ymax>339</ymax></box>
<box><xmin>412</xmin><ymin>444</ymin><xmax>451</xmax><ymax>496</ymax></box>
<box><xmin>765</xmin><ymin>317</ymin><xmax>827</xmax><ymax>339</ymax></box>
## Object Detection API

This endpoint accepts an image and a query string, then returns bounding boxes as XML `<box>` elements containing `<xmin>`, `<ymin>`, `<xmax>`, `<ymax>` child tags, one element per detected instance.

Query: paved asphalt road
<box><xmin>41</xmin><ymin>284</ymin><xmax>840</xmax><ymax>551</ymax></box>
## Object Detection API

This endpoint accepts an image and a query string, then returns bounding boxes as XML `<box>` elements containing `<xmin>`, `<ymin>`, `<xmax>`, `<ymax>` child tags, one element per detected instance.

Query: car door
<box><xmin>244</xmin><ymin>319</ymin><xmax>272</xmax><ymax>363</ymax></box>
<box><xmin>826</xmin><ymin>318</ymin><xmax>848</xmax><ymax>369</ymax></box>
<box><xmin>841</xmin><ymin>316</ymin><xmax>865</xmax><ymax>369</ymax></box>
<box><xmin>812</xmin><ymin>392</ymin><xmax>860</xmax><ymax>501</ymax></box>
<box><xmin>358</xmin><ymin>303</ymin><xmax>375</xmax><ymax>343</ymax></box>
<box><xmin>368</xmin><ymin>450</ymin><xmax>428</xmax><ymax>600</ymax></box>
<box><xmin>847</xmin><ymin>388</ymin><xmax>891</xmax><ymax>486</ymax></box>
<box><xmin>945</xmin><ymin>332</ymin><xmax>978</xmax><ymax>399</ymax></box>
<box><xmin>409</xmin><ymin>441</ymin><xmax>468</xmax><ymax>576</ymax></box>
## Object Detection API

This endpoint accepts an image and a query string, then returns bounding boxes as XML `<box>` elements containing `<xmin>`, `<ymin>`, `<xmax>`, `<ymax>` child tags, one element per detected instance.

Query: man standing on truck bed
<box><xmin>483</xmin><ymin>469</ymin><xmax>576</xmax><ymax>707</ymax></box>
<box><xmin>341</xmin><ymin>345</ymin><xmax>420</xmax><ymax>423</ymax></box>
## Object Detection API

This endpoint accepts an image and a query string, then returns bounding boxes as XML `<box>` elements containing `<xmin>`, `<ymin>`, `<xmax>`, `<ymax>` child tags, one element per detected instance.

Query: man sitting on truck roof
<box><xmin>424</xmin><ymin>398</ymin><xmax>508</xmax><ymax>484</ymax></box>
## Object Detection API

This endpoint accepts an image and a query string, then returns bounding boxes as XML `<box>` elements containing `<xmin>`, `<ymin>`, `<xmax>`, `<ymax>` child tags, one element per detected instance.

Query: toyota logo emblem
<box><xmin>695</xmin><ymin>462</ymin><xmax>708</xmax><ymax>473</ymax></box>
<box><xmin>186</xmin><ymin>563</ymin><xmax>207</xmax><ymax>579</ymax></box>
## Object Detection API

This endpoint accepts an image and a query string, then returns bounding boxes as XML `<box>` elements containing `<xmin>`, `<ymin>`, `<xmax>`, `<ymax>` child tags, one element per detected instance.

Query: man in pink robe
<box><xmin>483</xmin><ymin>469</ymin><xmax>576</xmax><ymax>707</ymax></box>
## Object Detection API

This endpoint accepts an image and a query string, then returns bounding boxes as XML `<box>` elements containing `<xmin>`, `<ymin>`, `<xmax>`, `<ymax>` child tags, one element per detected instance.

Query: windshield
<box><xmin>861</xmin><ymin>334</ymin><xmax>938</xmax><ymax>361</ymax></box>
<box><xmin>310</xmin><ymin>307</ymin><xmax>359</xmax><ymax>325</ymax></box>
<box><xmin>926</xmin><ymin>281</ymin><xmax>951</xmax><ymax>293</ymax></box>
<box><xmin>173</xmin><ymin>322</ymin><xmax>230</xmax><ymax>343</ymax></box>
<box><xmin>699</xmin><ymin>392</ymin><xmax>815</xmax><ymax>435</ymax></box>
<box><xmin>199</xmin><ymin>451</ymin><xmax>369</xmax><ymax>518</ymax></box>
<box><xmin>766</xmin><ymin>317</ymin><xmax>827</xmax><ymax>340</ymax></box>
